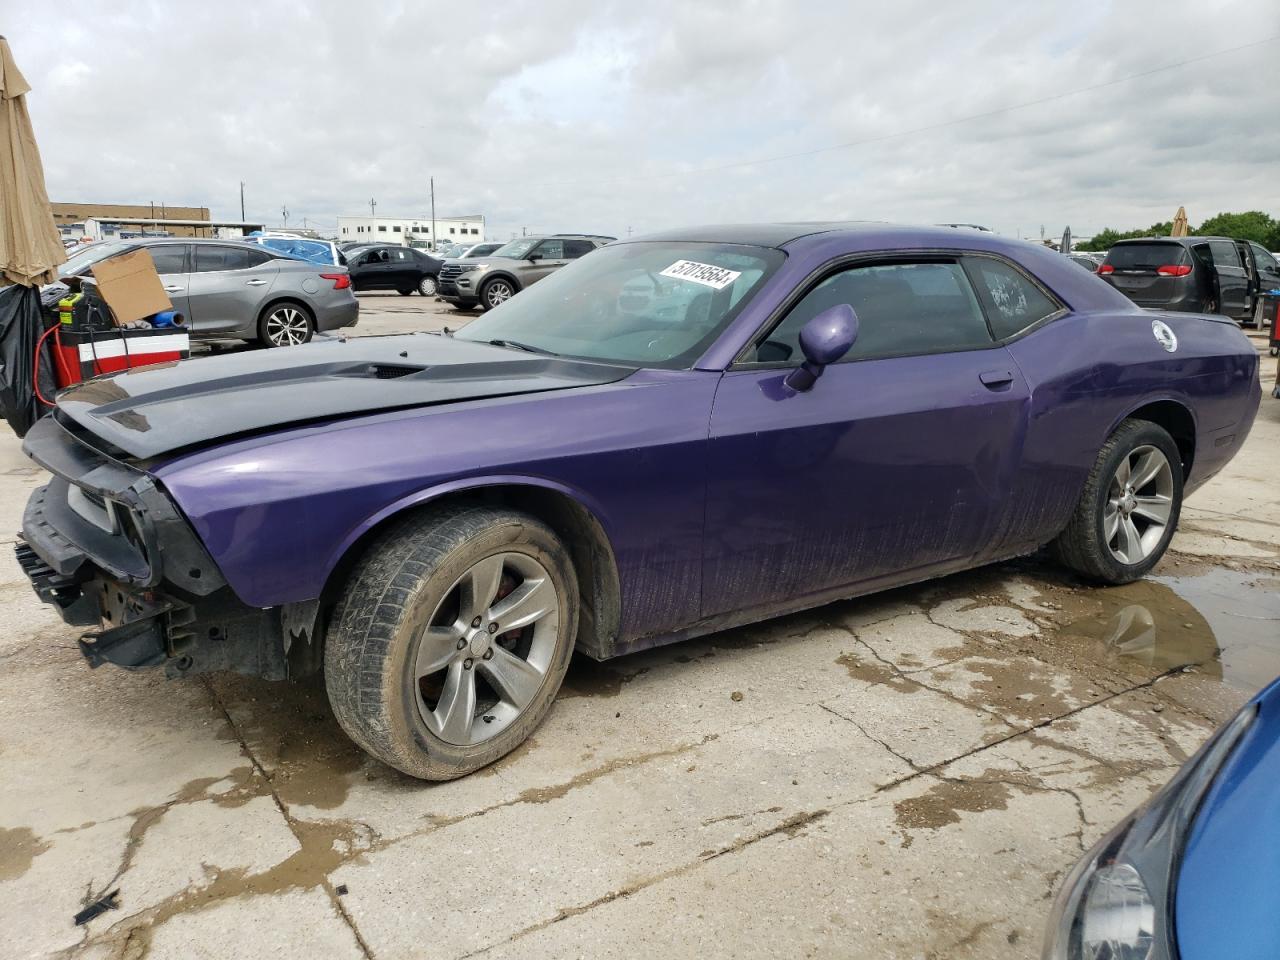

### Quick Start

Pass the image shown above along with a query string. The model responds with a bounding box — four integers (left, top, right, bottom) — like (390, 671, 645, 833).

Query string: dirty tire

(325, 506, 578, 780)
(1051, 419, 1183, 585)
(397, 288, 413, 296)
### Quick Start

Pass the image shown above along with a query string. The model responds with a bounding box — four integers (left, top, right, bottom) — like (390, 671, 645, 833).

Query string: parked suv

(437, 234, 614, 310)
(1099, 236, 1280, 325)
(52, 238, 358, 347)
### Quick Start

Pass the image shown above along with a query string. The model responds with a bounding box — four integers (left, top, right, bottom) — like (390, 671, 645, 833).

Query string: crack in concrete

(457, 809, 831, 959)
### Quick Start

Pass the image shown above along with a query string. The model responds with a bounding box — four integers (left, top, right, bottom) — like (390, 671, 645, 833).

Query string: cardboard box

(89, 249, 172, 326)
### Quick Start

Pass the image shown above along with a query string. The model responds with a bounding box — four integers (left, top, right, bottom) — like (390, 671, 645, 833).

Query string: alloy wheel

(1104, 444, 1174, 565)
(485, 280, 514, 307)
(419, 275, 437, 296)
(264, 306, 311, 346)
(413, 552, 560, 746)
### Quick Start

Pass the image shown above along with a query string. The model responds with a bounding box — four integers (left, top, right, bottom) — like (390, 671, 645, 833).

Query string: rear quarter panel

(995, 309, 1258, 554)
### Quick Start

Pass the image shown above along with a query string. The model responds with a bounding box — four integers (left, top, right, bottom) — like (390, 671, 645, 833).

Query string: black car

(345, 245, 443, 296)
(1100, 236, 1280, 325)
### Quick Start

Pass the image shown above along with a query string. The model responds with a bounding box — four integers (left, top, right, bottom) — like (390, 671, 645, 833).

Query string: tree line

(1076, 211, 1280, 253)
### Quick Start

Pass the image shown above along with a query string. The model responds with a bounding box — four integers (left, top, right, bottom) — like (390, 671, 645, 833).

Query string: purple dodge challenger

(17, 223, 1260, 779)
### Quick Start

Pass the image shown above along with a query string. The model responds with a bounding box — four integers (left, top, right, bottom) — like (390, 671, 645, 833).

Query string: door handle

(162, 285, 183, 293)
(245, 278, 268, 286)
(979, 370, 1014, 389)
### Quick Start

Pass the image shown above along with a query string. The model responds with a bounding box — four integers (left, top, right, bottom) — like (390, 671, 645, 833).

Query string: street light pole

(239, 181, 245, 221)
(430, 177, 436, 252)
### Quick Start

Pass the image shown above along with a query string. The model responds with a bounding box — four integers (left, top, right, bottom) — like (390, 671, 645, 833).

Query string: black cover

(0, 284, 56, 437)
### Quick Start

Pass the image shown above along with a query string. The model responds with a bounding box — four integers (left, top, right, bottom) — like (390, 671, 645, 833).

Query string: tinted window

(1208, 240, 1241, 268)
(1251, 243, 1279, 273)
(390, 248, 411, 261)
(193, 245, 264, 272)
(563, 239, 595, 258)
(965, 257, 1061, 339)
(534, 239, 564, 259)
(753, 261, 991, 364)
(1105, 243, 1189, 270)
(147, 245, 187, 275)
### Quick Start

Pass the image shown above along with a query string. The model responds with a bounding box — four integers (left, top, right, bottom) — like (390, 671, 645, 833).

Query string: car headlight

(457, 263, 487, 274)
(1043, 704, 1255, 960)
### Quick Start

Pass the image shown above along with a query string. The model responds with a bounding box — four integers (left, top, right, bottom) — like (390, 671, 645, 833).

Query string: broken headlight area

(1042, 704, 1255, 960)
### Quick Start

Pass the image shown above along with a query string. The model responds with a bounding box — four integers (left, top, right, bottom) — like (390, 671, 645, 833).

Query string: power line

(524, 35, 1280, 190)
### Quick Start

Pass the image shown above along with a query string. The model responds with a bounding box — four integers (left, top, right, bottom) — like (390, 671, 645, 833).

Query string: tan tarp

(1172, 206, 1189, 238)
(0, 36, 65, 287)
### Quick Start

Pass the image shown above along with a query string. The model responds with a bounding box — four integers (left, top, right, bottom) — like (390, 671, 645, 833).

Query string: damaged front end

(16, 412, 320, 680)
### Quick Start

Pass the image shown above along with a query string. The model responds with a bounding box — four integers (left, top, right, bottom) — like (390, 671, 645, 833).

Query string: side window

(562, 239, 595, 258)
(391, 249, 410, 261)
(1208, 240, 1240, 268)
(193, 245, 255, 272)
(752, 261, 991, 364)
(147, 245, 187, 275)
(964, 257, 1062, 339)
(534, 239, 564, 259)
(1251, 244, 1279, 273)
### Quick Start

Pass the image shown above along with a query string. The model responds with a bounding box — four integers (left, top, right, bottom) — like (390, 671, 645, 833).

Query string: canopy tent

(0, 35, 61, 436)
(0, 35, 64, 287)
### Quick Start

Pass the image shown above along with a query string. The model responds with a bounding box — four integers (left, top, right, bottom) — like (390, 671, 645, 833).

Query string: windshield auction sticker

(659, 260, 742, 290)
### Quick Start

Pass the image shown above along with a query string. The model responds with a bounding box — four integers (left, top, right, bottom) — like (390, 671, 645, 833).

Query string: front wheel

(479, 277, 515, 311)
(258, 302, 315, 347)
(1051, 420, 1183, 584)
(325, 506, 578, 780)
(418, 274, 438, 297)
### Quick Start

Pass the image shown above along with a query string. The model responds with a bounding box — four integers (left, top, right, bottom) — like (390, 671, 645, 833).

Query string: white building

(337, 214, 485, 249)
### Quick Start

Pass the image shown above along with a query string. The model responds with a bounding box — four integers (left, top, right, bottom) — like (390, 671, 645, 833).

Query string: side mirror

(784, 304, 858, 392)
(528, 252, 543, 262)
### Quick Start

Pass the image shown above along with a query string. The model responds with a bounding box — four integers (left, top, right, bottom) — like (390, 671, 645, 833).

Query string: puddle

(1053, 568, 1280, 693)
(0, 826, 50, 881)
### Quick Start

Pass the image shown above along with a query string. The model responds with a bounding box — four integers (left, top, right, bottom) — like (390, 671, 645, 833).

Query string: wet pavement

(0, 333, 1276, 959)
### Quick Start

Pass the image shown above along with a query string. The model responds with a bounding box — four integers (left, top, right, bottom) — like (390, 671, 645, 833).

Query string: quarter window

(562, 239, 595, 258)
(964, 257, 1061, 339)
(1206, 240, 1241, 268)
(751, 260, 992, 364)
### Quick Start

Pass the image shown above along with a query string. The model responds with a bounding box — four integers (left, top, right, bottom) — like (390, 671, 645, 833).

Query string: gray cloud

(6, 0, 1278, 242)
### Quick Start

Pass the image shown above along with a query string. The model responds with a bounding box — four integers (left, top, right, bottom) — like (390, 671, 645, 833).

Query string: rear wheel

(258, 302, 314, 347)
(418, 275, 438, 297)
(397, 288, 413, 296)
(1052, 420, 1183, 584)
(325, 506, 578, 780)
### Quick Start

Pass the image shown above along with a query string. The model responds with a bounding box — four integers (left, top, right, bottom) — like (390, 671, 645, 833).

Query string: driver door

(701, 257, 1030, 619)
(524, 239, 567, 284)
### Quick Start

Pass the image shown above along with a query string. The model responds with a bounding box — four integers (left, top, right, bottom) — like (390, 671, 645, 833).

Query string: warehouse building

(53, 201, 213, 238)
(337, 214, 485, 248)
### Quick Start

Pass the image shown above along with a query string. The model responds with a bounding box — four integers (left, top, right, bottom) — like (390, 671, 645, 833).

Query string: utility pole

(239, 181, 245, 221)
(521, 226, 527, 237)
(430, 176, 436, 252)
(370, 198, 377, 218)
(281, 205, 289, 227)
(626, 226, 633, 237)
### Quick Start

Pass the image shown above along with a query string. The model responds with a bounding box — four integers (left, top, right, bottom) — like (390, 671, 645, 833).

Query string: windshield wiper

(486, 339, 559, 357)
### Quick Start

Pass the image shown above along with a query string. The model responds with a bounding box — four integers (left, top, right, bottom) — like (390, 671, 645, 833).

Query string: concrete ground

(2, 297, 1278, 959)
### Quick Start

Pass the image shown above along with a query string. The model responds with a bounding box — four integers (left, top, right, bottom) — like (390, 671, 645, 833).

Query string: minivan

(1100, 236, 1280, 325)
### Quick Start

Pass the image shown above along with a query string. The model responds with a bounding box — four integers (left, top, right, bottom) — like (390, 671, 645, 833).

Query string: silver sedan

(56, 237, 359, 347)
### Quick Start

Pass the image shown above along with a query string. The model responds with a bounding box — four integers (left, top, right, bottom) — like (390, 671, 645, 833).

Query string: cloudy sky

(6, 0, 1278, 242)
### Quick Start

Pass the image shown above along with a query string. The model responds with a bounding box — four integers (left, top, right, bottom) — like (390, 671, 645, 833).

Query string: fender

(318, 472, 620, 594)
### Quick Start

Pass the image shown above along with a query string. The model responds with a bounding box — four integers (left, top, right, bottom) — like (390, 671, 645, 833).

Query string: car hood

(1174, 676, 1280, 959)
(55, 334, 634, 460)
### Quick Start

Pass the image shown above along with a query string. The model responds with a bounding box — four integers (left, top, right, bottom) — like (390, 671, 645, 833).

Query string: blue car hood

(1175, 677, 1280, 959)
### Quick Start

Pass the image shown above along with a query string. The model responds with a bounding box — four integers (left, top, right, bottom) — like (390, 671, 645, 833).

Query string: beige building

(52, 201, 213, 238)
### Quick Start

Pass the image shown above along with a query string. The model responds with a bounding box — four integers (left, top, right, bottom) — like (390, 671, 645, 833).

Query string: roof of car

(629, 221, 1038, 249)
(1111, 235, 1235, 247)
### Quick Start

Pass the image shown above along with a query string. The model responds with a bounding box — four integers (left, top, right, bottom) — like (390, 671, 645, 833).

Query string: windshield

(491, 238, 539, 259)
(1105, 242, 1189, 271)
(457, 241, 783, 368)
(58, 240, 134, 278)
